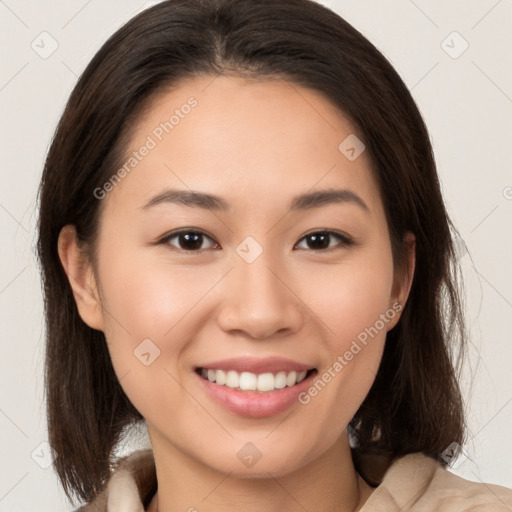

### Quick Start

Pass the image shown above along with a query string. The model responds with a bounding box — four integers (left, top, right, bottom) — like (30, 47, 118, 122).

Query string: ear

(386, 231, 416, 331)
(57, 224, 104, 331)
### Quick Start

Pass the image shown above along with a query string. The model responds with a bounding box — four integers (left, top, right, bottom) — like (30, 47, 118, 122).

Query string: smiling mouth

(195, 367, 318, 393)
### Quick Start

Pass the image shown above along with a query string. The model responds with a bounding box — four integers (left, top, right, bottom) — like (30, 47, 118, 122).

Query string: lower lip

(195, 370, 317, 418)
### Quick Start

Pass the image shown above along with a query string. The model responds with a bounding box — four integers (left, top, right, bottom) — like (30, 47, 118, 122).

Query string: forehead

(104, 75, 382, 216)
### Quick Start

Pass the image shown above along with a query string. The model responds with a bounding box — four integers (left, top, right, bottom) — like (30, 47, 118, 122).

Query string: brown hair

(36, 0, 467, 505)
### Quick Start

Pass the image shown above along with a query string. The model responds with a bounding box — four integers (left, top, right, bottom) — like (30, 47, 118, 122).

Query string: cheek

(94, 240, 227, 413)
(311, 253, 395, 349)
(95, 249, 208, 420)
(97, 240, 217, 341)
(297, 249, 394, 415)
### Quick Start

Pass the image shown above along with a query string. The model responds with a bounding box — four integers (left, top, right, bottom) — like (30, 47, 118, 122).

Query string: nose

(216, 249, 304, 340)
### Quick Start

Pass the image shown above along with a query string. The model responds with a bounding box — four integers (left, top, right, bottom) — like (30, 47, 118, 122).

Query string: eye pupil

(180, 232, 202, 250)
(307, 232, 330, 250)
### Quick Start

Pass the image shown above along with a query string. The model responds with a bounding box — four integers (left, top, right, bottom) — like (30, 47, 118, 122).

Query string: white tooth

(225, 370, 240, 389)
(286, 371, 297, 387)
(296, 370, 307, 383)
(205, 368, 307, 391)
(239, 372, 257, 391)
(274, 371, 287, 389)
(257, 372, 275, 392)
(215, 369, 226, 385)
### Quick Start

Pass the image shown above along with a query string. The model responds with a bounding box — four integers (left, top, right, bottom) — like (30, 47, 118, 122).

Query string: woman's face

(61, 75, 414, 477)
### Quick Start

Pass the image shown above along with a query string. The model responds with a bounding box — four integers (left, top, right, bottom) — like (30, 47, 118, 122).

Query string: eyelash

(156, 229, 354, 253)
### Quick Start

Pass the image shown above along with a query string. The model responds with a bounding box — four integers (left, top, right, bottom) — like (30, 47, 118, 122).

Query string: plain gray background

(1, 0, 511, 510)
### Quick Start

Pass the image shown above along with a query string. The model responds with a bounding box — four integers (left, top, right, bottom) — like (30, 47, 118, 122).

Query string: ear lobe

(387, 232, 416, 331)
(57, 224, 104, 331)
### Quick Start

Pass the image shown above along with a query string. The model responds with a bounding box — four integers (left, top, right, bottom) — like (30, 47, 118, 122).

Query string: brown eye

(161, 230, 219, 252)
(295, 231, 353, 251)
(158, 229, 352, 253)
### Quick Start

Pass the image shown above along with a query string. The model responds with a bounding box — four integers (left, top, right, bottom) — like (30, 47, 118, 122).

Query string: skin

(58, 75, 415, 512)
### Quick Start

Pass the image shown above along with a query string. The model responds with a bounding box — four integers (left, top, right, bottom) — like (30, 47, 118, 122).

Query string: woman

(36, 0, 512, 510)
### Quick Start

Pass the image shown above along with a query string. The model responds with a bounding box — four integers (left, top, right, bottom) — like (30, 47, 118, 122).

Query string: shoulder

(362, 452, 512, 511)
(72, 448, 156, 512)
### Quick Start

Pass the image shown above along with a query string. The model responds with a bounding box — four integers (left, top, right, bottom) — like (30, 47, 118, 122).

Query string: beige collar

(77, 449, 512, 511)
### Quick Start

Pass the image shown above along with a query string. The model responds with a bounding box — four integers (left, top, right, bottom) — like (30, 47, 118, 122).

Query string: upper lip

(196, 356, 316, 375)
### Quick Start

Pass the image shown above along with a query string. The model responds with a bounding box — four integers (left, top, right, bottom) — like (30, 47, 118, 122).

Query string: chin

(198, 443, 313, 480)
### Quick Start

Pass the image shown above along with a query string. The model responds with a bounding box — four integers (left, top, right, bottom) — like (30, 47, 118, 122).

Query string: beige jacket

(76, 449, 512, 511)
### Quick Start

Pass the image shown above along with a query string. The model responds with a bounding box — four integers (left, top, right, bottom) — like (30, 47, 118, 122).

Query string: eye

(157, 229, 353, 253)
(159, 230, 219, 252)
(294, 230, 353, 251)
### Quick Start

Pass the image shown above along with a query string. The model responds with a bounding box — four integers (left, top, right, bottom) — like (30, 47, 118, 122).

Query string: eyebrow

(140, 187, 370, 214)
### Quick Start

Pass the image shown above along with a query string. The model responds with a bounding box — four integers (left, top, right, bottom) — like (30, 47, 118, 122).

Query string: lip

(195, 356, 315, 375)
(194, 361, 318, 419)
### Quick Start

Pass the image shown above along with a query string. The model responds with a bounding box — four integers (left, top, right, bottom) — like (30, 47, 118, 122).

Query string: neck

(146, 430, 373, 512)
